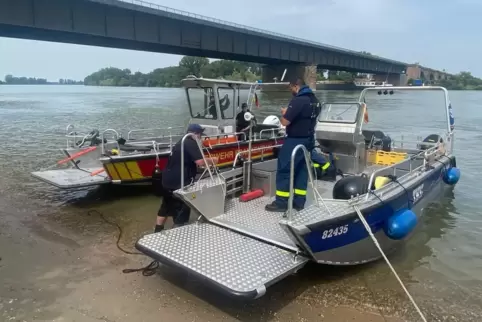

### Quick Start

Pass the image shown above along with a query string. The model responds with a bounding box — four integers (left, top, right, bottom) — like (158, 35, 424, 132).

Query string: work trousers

(311, 150, 331, 178)
(274, 136, 314, 209)
(157, 189, 191, 225)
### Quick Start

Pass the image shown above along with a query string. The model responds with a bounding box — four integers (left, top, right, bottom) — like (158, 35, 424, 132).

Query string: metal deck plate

(175, 176, 224, 195)
(31, 168, 109, 189)
(136, 223, 308, 299)
(211, 196, 298, 250)
(289, 201, 354, 227)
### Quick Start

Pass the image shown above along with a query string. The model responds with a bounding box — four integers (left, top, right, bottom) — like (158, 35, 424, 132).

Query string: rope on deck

(352, 204, 427, 322)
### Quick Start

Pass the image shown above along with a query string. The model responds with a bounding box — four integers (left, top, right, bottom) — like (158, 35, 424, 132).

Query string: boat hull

(101, 138, 283, 185)
(292, 158, 451, 265)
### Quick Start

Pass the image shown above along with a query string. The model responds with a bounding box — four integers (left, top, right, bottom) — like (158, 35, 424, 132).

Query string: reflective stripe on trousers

(274, 136, 314, 208)
(313, 162, 330, 170)
(275, 189, 307, 197)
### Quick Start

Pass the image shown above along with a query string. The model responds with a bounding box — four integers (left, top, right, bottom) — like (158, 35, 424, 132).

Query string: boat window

(187, 87, 218, 120)
(318, 103, 359, 124)
(217, 87, 235, 119)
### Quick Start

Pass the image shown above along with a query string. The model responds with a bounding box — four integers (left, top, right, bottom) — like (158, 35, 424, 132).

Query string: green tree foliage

(4, 74, 48, 84)
(1, 75, 82, 85)
(83, 56, 262, 87)
(179, 56, 209, 76)
(436, 72, 482, 90)
(327, 71, 356, 82)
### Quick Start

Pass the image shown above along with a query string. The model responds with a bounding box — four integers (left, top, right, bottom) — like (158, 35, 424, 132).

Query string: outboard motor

(263, 115, 285, 134)
(263, 115, 282, 127)
(362, 130, 392, 152)
(253, 115, 284, 137)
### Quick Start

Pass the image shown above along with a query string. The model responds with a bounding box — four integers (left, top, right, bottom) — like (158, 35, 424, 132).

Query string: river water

(0, 85, 481, 321)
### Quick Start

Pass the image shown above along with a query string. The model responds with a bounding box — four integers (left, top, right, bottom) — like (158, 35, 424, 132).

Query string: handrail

(232, 144, 282, 169)
(180, 133, 214, 190)
(258, 128, 280, 139)
(287, 145, 318, 220)
(65, 124, 90, 149)
(286, 145, 335, 221)
(101, 129, 119, 155)
(113, 0, 405, 65)
(365, 145, 440, 201)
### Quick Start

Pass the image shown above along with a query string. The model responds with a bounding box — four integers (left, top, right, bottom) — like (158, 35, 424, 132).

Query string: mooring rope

(352, 204, 427, 322)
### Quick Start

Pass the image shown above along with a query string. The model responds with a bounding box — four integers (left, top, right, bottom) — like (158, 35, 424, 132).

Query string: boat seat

(118, 145, 152, 152)
(362, 130, 386, 144)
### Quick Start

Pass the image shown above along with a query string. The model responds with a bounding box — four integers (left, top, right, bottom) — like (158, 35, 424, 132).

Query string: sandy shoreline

(1, 191, 412, 322)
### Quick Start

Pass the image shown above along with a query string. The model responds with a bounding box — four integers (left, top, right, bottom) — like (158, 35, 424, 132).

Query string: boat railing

(365, 144, 442, 201)
(100, 129, 120, 155)
(232, 144, 282, 169)
(286, 144, 334, 221)
(256, 128, 280, 140)
(126, 126, 185, 141)
(65, 124, 93, 149)
(388, 134, 447, 150)
(180, 133, 215, 191)
(358, 86, 454, 154)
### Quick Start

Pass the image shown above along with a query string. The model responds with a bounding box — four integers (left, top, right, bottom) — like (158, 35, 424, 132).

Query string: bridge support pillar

(261, 64, 317, 92)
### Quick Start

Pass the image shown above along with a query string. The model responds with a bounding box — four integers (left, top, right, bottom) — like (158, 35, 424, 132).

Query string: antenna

(281, 68, 287, 82)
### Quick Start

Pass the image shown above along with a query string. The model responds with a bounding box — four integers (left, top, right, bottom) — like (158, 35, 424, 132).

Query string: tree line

(3, 54, 481, 90)
(408, 71, 482, 90)
(1, 74, 83, 85)
(83, 56, 262, 87)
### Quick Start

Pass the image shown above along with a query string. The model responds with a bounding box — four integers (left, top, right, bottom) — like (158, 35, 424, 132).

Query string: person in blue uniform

(154, 124, 218, 232)
(265, 78, 322, 212)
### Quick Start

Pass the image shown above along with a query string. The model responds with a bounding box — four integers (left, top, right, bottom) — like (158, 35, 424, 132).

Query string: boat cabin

(182, 76, 281, 137)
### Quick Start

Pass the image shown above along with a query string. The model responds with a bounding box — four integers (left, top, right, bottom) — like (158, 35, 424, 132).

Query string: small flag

(253, 93, 260, 108)
(362, 103, 369, 123)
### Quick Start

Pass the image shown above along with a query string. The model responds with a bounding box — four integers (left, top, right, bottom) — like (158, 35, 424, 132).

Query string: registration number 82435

(321, 225, 349, 239)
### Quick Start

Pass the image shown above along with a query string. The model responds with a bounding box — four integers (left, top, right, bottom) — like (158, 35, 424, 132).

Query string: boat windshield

(186, 87, 235, 120)
(318, 103, 359, 124)
(187, 87, 217, 119)
(217, 87, 235, 119)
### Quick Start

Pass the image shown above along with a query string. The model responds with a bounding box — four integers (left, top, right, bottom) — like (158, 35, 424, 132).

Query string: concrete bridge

(0, 0, 409, 88)
(406, 64, 451, 84)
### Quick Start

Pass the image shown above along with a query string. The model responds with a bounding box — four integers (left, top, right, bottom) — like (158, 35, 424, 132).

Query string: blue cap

(187, 123, 205, 134)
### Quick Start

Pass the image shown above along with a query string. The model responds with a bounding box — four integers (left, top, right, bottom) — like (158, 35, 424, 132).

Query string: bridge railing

(115, 0, 404, 65)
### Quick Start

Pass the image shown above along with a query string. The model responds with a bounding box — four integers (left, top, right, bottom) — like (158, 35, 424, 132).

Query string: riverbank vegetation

(1, 75, 83, 85)
(4, 54, 481, 90)
(83, 56, 262, 87)
(418, 72, 482, 90)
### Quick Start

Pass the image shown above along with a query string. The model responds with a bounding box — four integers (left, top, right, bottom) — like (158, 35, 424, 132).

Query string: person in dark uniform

(154, 124, 218, 232)
(236, 103, 252, 140)
(265, 78, 321, 212)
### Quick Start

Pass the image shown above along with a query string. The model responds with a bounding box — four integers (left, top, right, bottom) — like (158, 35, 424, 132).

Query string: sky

(0, 0, 480, 81)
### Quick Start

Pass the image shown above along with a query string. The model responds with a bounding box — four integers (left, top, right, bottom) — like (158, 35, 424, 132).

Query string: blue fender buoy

(443, 167, 461, 185)
(384, 209, 418, 240)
